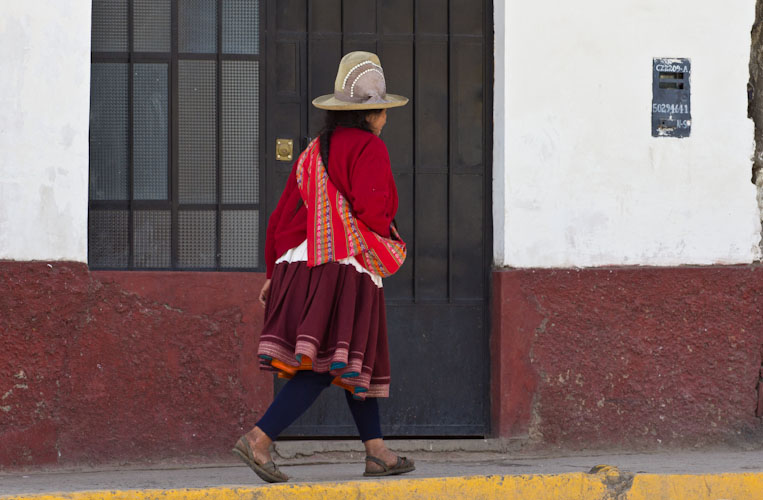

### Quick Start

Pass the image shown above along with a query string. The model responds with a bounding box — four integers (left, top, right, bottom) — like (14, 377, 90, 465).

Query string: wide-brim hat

(312, 51, 409, 110)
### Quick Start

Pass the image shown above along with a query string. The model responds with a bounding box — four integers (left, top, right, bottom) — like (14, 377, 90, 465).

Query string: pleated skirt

(257, 257, 391, 399)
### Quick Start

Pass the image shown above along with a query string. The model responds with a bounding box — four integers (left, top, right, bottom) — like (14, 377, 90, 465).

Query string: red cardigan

(264, 126, 398, 278)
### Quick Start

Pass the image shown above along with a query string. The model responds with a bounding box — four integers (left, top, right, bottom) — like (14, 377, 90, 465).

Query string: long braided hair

(291, 109, 381, 216)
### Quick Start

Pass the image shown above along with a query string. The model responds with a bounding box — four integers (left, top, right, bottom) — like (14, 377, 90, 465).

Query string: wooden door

(264, 0, 492, 436)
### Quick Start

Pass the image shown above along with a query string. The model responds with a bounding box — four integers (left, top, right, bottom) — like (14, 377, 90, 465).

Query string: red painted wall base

(492, 266, 763, 448)
(0, 262, 271, 467)
(4, 261, 763, 466)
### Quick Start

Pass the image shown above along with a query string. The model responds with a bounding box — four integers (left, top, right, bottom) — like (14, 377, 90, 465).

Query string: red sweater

(264, 127, 399, 278)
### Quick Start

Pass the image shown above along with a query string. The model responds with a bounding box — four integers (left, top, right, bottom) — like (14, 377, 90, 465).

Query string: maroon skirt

(257, 260, 391, 398)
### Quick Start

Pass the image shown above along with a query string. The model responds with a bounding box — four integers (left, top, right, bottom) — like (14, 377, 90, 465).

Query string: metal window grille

(89, 0, 263, 270)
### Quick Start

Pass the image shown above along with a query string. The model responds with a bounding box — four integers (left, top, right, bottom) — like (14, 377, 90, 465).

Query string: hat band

(333, 88, 389, 105)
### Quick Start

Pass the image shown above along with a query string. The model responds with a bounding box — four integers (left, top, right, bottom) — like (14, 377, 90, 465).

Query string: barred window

(89, 0, 262, 270)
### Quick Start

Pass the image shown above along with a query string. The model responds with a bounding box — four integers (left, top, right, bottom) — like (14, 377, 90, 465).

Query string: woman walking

(232, 51, 414, 483)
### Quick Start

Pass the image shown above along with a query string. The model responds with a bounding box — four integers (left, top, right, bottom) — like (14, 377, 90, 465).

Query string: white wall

(494, 0, 761, 267)
(0, 2, 91, 262)
(493, 0, 508, 266)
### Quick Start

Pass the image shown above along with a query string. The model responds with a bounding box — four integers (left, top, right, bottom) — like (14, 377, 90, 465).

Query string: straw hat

(312, 51, 409, 110)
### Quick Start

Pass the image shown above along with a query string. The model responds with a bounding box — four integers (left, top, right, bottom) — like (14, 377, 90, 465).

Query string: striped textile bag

(295, 138, 406, 277)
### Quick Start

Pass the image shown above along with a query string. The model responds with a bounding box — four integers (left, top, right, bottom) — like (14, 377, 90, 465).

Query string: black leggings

(256, 370, 383, 442)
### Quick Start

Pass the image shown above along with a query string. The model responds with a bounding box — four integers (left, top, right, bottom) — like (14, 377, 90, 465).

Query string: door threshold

(274, 437, 529, 459)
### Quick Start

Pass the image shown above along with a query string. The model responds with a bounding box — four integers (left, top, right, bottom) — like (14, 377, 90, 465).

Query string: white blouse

(276, 240, 383, 288)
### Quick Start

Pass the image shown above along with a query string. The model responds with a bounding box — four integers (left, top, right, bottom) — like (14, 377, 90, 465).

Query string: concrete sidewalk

(2, 442, 763, 499)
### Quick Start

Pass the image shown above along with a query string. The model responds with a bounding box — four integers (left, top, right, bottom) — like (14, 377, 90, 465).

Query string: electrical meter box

(652, 58, 691, 138)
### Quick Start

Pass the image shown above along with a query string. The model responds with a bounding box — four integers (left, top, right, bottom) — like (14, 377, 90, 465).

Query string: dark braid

(290, 109, 380, 217)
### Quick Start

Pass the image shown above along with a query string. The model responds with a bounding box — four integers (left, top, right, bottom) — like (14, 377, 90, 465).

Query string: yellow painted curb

(0, 474, 607, 500)
(2, 472, 763, 500)
(627, 473, 763, 500)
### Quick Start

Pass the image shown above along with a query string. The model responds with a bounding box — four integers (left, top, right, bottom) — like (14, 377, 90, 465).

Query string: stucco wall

(0, 263, 271, 467)
(494, 0, 761, 267)
(491, 267, 763, 446)
(0, 2, 91, 262)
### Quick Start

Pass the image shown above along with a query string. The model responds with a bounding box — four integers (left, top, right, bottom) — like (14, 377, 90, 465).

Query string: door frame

(261, 0, 495, 437)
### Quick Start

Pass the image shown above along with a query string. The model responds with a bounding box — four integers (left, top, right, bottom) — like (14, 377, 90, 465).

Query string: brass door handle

(276, 139, 293, 161)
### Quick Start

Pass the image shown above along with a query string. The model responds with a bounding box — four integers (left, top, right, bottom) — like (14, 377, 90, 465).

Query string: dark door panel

(279, 303, 487, 436)
(265, 0, 492, 437)
(384, 171, 415, 301)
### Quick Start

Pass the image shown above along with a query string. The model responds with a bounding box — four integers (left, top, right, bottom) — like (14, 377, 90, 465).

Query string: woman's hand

(259, 279, 272, 308)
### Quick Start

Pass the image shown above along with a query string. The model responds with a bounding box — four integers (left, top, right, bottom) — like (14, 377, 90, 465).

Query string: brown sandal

(231, 436, 289, 483)
(363, 455, 416, 477)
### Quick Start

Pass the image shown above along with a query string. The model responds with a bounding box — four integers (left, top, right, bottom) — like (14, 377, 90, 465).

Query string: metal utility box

(652, 58, 691, 138)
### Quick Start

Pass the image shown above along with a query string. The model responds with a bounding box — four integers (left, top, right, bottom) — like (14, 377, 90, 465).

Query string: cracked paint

(493, 268, 763, 447)
(0, 261, 272, 467)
